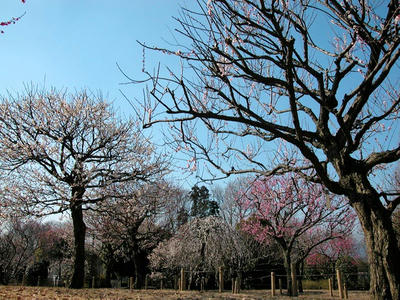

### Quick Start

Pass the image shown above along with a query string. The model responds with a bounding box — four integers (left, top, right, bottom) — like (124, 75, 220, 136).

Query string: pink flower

(395, 14, 400, 24)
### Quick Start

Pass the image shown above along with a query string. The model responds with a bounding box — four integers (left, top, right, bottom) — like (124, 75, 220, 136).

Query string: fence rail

(10, 266, 369, 299)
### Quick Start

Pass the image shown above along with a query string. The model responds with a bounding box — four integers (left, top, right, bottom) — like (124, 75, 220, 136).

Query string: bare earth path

(0, 286, 370, 300)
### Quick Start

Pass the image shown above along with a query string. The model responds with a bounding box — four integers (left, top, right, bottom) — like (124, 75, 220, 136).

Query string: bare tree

(212, 178, 252, 226)
(131, 1, 400, 298)
(0, 89, 167, 288)
(0, 217, 43, 284)
(87, 180, 174, 288)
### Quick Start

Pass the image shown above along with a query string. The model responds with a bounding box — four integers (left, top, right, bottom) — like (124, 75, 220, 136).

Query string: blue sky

(0, 0, 187, 112)
(0, 0, 203, 187)
(1, 1, 398, 193)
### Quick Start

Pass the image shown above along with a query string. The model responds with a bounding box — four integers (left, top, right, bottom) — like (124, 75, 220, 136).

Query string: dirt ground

(0, 286, 371, 300)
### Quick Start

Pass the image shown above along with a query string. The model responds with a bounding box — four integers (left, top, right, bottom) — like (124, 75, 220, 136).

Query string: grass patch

(301, 279, 329, 290)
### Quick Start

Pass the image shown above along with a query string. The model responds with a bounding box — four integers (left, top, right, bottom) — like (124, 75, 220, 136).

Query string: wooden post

(180, 268, 185, 291)
(219, 266, 224, 293)
(145, 274, 148, 290)
(291, 263, 298, 296)
(160, 279, 163, 290)
(232, 277, 235, 293)
(37, 276, 41, 287)
(279, 278, 283, 295)
(336, 269, 344, 299)
(92, 276, 95, 288)
(271, 272, 276, 296)
(129, 277, 134, 290)
(328, 278, 333, 297)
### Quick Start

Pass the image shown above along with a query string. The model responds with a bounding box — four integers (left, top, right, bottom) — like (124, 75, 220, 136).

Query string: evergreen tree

(190, 185, 219, 218)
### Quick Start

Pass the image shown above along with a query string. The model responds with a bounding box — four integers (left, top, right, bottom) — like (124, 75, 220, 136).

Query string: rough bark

(69, 195, 86, 289)
(282, 252, 293, 296)
(351, 196, 400, 300)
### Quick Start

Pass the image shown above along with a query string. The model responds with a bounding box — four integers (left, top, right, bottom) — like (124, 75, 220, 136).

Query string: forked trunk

(69, 198, 86, 289)
(351, 196, 400, 300)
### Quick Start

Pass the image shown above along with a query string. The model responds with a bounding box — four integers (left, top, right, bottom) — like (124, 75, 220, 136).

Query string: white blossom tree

(0, 89, 167, 288)
(149, 215, 259, 289)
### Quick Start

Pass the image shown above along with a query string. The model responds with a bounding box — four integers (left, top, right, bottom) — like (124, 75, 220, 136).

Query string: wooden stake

(291, 264, 298, 296)
(336, 269, 344, 299)
(180, 268, 185, 291)
(328, 278, 333, 297)
(271, 272, 276, 296)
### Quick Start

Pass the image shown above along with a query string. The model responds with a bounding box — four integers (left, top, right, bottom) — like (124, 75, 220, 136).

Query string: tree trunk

(351, 196, 400, 300)
(104, 264, 112, 288)
(102, 244, 114, 288)
(282, 252, 293, 296)
(133, 250, 147, 289)
(297, 263, 303, 293)
(69, 198, 86, 289)
(133, 259, 142, 289)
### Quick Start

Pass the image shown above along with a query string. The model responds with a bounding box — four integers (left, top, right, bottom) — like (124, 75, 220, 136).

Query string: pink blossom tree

(0, 89, 167, 288)
(306, 235, 359, 267)
(306, 234, 368, 289)
(132, 1, 400, 298)
(238, 173, 355, 295)
(305, 235, 360, 275)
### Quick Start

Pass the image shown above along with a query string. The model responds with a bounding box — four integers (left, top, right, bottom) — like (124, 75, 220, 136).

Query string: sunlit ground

(0, 286, 371, 299)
